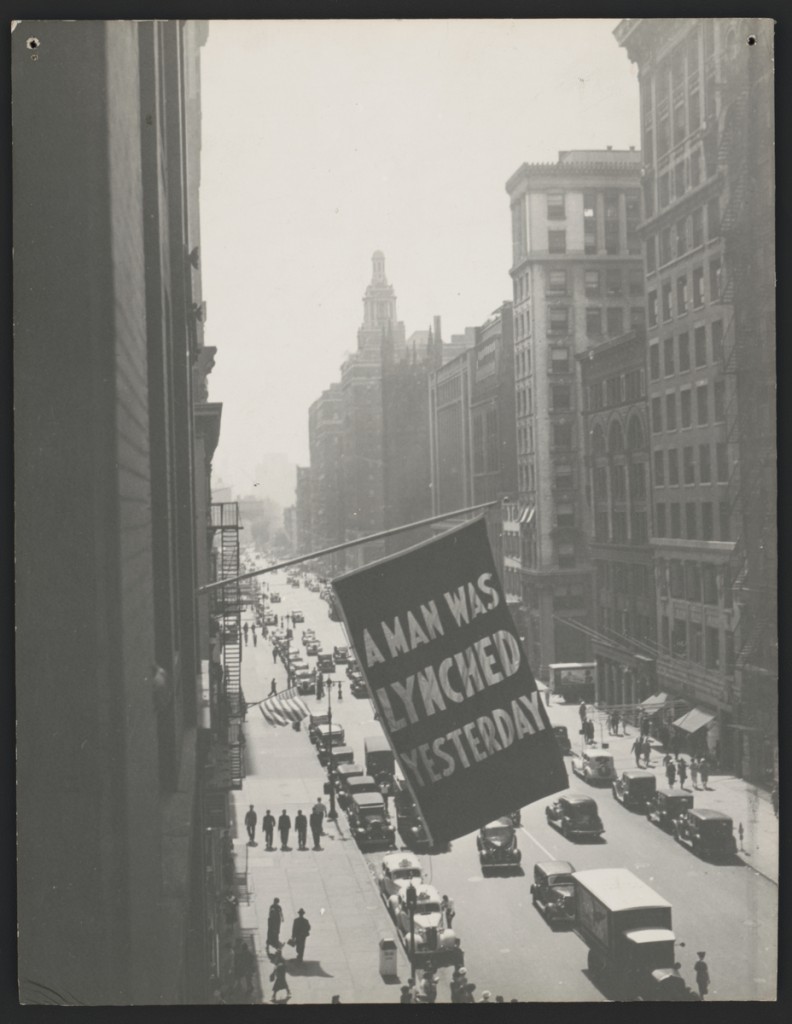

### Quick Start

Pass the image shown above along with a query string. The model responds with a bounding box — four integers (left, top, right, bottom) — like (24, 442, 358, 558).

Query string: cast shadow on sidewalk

(285, 959, 334, 978)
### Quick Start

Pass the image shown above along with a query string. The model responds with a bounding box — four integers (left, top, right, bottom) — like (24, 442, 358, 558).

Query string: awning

(672, 707, 715, 734)
(640, 692, 671, 715)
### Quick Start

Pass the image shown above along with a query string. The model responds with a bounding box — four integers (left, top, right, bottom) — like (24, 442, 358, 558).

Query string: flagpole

(198, 498, 504, 594)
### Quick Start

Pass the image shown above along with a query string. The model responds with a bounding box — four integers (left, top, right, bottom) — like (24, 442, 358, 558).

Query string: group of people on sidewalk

(223, 900, 313, 1003)
(244, 799, 328, 851)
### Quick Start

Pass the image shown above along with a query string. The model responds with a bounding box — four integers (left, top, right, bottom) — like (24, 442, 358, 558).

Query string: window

(646, 235, 657, 273)
(630, 307, 645, 330)
(630, 462, 647, 501)
(551, 384, 571, 410)
(547, 192, 565, 219)
(604, 194, 620, 254)
(593, 465, 607, 500)
(648, 290, 658, 327)
(659, 172, 670, 208)
(674, 100, 687, 146)
(694, 325, 707, 366)
(676, 218, 688, 258)
(668, 448, 679, 485)
(583, 192, 597, 254)
(612, 509, 627, 542)
(683, 445, 695, 484)
(628, 268, 644, 297)
(663, 337, 675, 376)
(696, 384, 709, 425)
(586, 307, 602, 337)
(548, 230, 566, 254)
(649, 344, 660, 381)
(707, 197, 720, 239)
(692, 266, 705, 307)
(686, 502, 698, 539)
(556, 502, 575, 527)
(680, 388, 692, 428)
(656, 502, 667, 536)
(701, 501, 714, 539)
(555, 465, 573, 491)
(548, 306, 569, 335)
(709, 257, 722, 301)
(719, 501, 731, 541)
(716, 442, 728, 482)
(690, 147, 702, 187)
(692, 208, 704, 247)
(547, 269, 568, 294)
(662, 616, 670, 653)
(666, 392, 678, 430)
(612, 463, 626, 501)
(677, 276, 688, 315)
(670, 502, 682, 538)
(670, 560, 685, 598)
(672, 618, 687, 657)
(654, 449, 665, 485)
(607, 307, 624, 337)
(699, 443, 711, 482)
(662, 281, 673, 321)
(714, 379, 725, 421)
(606, 268, 623, 297)
(702, 564, 718, 604)
(686, 561, 702, 601)
(711, 320, 724, 363)
(689, 621, 703, 662)
(552, 422, 572, 448)
(558, 543, 575, 568)
(585, 270, 601, 297)
(678, 331, 690, 371)
(651, 396, 662, 433)
(626, 194, 641, 254)
(705, 625, 720, 669)
(674, 160, 687, 199)
(660, 227, 672, 265)
(550, 348, 570, 373)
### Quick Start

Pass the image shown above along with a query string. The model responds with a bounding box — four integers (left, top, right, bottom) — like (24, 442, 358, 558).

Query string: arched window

(592, 424, 606, 457)
(608, 419, 625, 454)
(627, 415, 645, 452)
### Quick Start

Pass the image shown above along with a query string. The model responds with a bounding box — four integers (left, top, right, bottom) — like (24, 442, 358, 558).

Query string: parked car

(553, 724, 572, 756)
(477, 817, 521, 873)
(571, 749, 617, 786)
(390, 883, 462, 966)
(312, 722, 345, 751)
(294, 670, 315, 695)
(291, 609, 304, 623)
(647, 789, 695, 832)
(333, 763, 364, 797)
(263, 612, 277, 626)
(393, 779, 431, 851)
(305, 639, 320, 656)
(530, 860, 576, 926)
(270, 592, 281, 603)
(378, 852, 424, 900)
(545, 794, 605, 840)
(308, 712, 330, 743)
(673, 809, 737, 860)
(350, 677, 368, 699)
(612, 770, 657, 811)
(338, 773, 380, 810)
(301, 629, 316, 643)
(333, 645, 349, 664)
(324, 745, 356, 770)
(346, 791, 396, 850)
(317, 653, 335, 674)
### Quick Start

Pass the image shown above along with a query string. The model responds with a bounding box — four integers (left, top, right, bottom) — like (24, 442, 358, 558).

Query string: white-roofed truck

(573, 869, 694, 1000)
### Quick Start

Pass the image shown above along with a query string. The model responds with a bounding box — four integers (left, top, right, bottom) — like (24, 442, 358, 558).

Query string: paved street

(231, 567, 777, 1002)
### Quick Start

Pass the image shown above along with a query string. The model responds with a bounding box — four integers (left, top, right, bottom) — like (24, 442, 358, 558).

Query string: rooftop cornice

(506, 160, 641, 194)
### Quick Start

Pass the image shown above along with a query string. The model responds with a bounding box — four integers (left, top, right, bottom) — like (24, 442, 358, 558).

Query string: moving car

(553, 724, 572, 756)
(301, 629, 316, 643)
(612, 770, 657, 811)
(263, 612, 277, 626)
(305, 639, 320, 656)
(379, 853, 424, 900)
(393, 780, 431, 851)
(364, 734, 395, 791)
(673, 808, 737, 860)
(647, 789, 694, 832)
(530, 860, 576, 926)
(571, 749, 617, 786)
(477, 817, 521, 873)
(390, 883, 462, 967)
(346, 791, 396, 850)
(317, 653, 335, 674)
(333, 645, 349, 664)
(294, 670, 315, 695)
(350, 676, 368, 699)
(545, 794, 605, 840)
(270, 592, 281, 603)
(291, 609, 304, 623)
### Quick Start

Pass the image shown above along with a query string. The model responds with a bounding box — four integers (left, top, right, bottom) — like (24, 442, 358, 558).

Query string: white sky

(200, 18, 640, 497)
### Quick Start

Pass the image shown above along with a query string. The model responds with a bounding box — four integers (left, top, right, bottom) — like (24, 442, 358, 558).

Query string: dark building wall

(14, 21, 207, 1004)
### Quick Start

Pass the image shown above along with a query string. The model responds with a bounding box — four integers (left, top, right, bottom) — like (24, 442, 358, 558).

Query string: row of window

(515, 345, 532, 379)
(593, 506, 649, 544)
(646, 200, 720, 272)
(653, 442, 729, 487)
(593, 461, 648, 503)
(546, 266, 644, 298)
(595, 559, 653, 599)
(661, 616, 731, 672)
(648, 258, 722, 326)
(654, 499, 731, 542)
(650, 321, 723, 379)
(650, 380, 726, 432)
(587, 368, 647, 412)
(599, 607, 654, 644)
(658, 558, 728, 608)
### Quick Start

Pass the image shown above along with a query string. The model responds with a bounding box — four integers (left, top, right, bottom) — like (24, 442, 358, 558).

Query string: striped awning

(259, 686, 311, 727)
(672, 707, 715, 734)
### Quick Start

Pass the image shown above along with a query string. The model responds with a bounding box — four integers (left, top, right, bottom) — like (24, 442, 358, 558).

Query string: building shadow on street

(285, 959, 333, 978)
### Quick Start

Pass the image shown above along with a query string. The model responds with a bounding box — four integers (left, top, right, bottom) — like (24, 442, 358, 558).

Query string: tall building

(614, 18, 774, 770)
(308, 383, 345, 573)
(14, 21, 225, 1003)
(295, 465, 313, 554)
(505, 149, 643, 677)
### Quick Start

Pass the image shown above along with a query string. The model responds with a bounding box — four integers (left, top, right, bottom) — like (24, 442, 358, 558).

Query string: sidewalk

(226, 623, 409, 1004)
(552, 699, 778, 886)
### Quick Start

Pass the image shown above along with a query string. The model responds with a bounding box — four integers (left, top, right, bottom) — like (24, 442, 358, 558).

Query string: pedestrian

(631, 737, 643, 768)
(441, 894, 455, 928)
(312, 796, 328, 835)
(316, 679, 324, 701)
(244, 804, 257, 845)
(450, 967, 467, 1003)
(495, 996, 505, 1003)
(243, 622, 249, 645)
(771, 783, 778, 817)
(272, 647, 278, 664)
(579, 700, 587, 724)
(585, 719, 595, 745)
(612, 710, 621, 736)
(252, 625, 257, 647)
(694, 952, 710, 999)
(338, 683, 343, 701)
(399, 985, 413, 1004)
(295, 810, 308, 850)
(700, 759, 710, 790)
(233, 938, 255, 996)
(270, 677, 278, 696)
(278, 809, 291, 850)
(677, 757, 688, 789)
(269, 954, 290, 1003)
(422, 971, 438, 1004)
(290, 908, 311, 962)
(643, 736, 653, 766)
(462, 983, 477, 1003)
(309, 809, 322, 850)
(690, 757, 699, 789)
(266, 897, 284, 954)
(665, 759, 676, 788)
(663, 751, 672, 769)
(262, 809, 275, 850)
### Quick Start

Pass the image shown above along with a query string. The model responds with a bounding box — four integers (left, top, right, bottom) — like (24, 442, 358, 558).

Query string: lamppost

(405, 881, 417, 972)
(326, 678, 338, 821)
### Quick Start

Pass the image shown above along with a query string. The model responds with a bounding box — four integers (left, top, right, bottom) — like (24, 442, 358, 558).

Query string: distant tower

(359, 250, 399, 348)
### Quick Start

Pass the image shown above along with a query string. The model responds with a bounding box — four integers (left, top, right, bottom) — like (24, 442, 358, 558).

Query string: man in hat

(450, 966, 467, 1003)
(244, 805, 257, 845)
(694, 952, 710, 999)
(291, 908, 311, 962)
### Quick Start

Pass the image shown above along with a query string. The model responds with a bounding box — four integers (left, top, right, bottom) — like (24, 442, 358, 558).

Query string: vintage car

(393, 780, 432, 851)
(350, 676, 368, 699)
(270, 591, 281, 603)
(305, 639, 320, 656)
(379, 852, 424, 900)
(530, 860, 576, 925)
(647, 789, 694, 832)
(317, 653, 336, 674)
(312, 721, 345, 751)
(301, 629, 316, 643)
(545, 794, 605, 840)
(477, 817, 521, 872)
(291, 609, 305, 622)
(338, 773, 380, 810)
(333, 763, 364, 795)
(333, 645, 349, 664)
(612, 770, 657, 811)
(673, 808, 738, 860)
(263, 612, 277, 626)
(294, 670, 315, 695)
(553, 724, 572, 756)
(571, 749, 618, 786)
(321, 743, 355, 770)
(308, 712, 331, 743)
(390, 882, 462, 966)
(346, 791, 396, 850)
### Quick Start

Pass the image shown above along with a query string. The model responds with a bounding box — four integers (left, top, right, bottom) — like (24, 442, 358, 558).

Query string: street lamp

(405, 881, 417, 972)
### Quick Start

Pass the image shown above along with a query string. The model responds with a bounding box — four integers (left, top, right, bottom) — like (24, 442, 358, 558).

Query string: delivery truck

(364, 734, 395, 790)
(573, 869, 681, 998)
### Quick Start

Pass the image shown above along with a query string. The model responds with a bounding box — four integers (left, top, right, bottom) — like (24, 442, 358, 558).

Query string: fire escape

(209, 502, 245, 789)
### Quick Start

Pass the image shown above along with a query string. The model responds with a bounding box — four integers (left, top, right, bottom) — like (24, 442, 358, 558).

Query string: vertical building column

(596, 192, 606, 253)
(618, 191, 629, 253)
